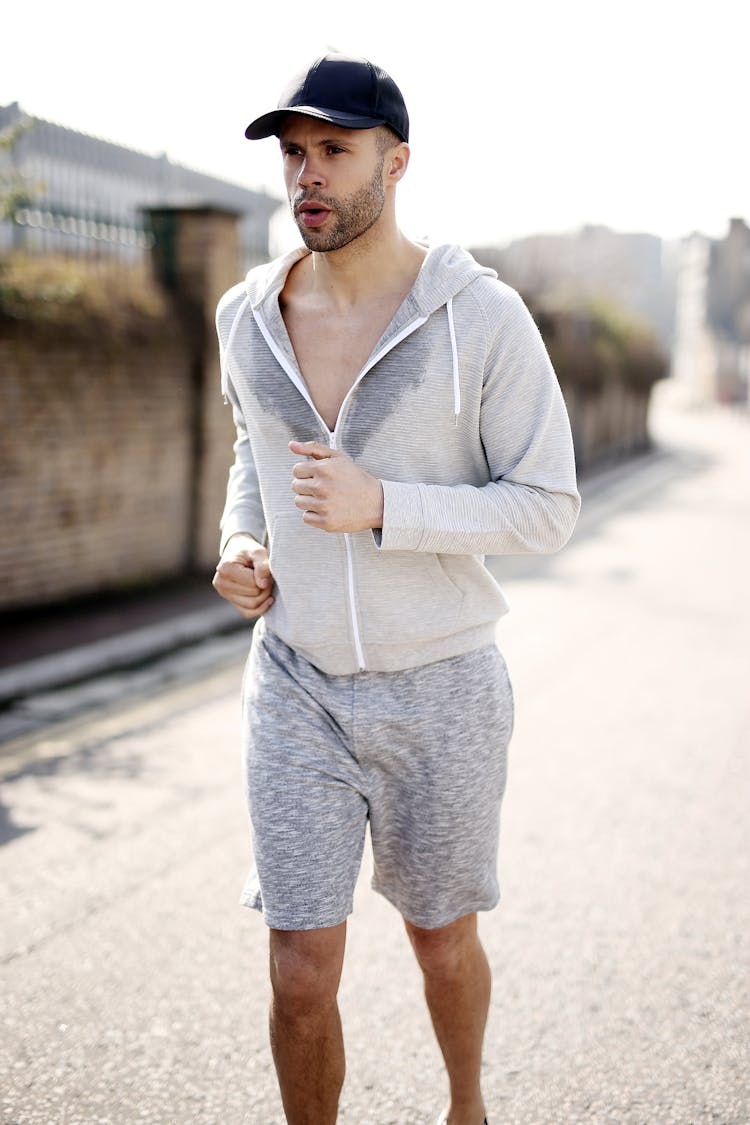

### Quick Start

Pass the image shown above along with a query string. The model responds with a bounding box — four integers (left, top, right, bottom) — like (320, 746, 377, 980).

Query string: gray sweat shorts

(239, 623, 514, 931)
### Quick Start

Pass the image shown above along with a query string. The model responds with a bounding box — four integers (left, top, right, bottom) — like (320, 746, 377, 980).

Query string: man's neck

(298, 223, 426, 309)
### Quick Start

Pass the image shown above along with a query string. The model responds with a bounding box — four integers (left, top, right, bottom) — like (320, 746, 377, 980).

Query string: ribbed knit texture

(216, 244, 580, 674)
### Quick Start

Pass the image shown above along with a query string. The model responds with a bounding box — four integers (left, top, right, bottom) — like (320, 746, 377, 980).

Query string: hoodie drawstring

(220, 294, 252, 403)
(447, 296, 461, 422)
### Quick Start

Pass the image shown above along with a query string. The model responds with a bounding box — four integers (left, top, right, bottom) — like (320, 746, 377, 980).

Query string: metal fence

(6, 206, 154, 262)
(1, 102, 279, 272)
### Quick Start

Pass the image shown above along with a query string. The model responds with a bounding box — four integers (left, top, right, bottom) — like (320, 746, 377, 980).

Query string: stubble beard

(293, 157, 386, 253)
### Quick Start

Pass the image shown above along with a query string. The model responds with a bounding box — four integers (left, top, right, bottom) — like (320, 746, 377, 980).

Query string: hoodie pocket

(356, 546, 465, 645)
(264, 514, 350, 649)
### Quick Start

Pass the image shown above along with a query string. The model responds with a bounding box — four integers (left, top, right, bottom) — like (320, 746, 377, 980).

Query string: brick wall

(153, 208, 243, 570)
(0, 329, 194, 608)
(560, 380, 653, 470)
(0, 207, 241, 611)
(0, 209, 666, 612)
(529, 298, 667, 472)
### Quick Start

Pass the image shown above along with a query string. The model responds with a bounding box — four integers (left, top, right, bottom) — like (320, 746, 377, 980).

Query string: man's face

(279, 117, 387, 252)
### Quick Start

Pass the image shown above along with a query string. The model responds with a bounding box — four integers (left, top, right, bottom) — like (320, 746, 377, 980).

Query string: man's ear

(386, 143, 410, 185)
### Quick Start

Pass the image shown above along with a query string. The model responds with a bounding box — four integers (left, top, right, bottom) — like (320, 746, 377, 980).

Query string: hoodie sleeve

(377, 286, 581, 556)
(216, 293, 267, 555)
(218, 393, 267, 554)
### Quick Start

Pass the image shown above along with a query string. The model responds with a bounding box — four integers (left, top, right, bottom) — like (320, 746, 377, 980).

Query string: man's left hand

(289, 440, 384, 533)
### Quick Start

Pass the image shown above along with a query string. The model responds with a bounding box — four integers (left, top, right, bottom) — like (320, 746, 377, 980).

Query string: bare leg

(269, 922, 347, 1125)
(405, 912, 489, 1125)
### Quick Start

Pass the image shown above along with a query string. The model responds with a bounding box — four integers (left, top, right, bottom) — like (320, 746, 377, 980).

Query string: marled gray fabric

(216, 243, 580, 675)
(240, 624, 514, 931)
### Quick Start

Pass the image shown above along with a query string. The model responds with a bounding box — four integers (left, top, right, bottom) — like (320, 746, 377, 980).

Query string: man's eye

(327, 146, 345, 154)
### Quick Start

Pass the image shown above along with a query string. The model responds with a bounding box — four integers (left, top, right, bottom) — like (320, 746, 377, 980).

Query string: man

(212, 53, 580, 1125)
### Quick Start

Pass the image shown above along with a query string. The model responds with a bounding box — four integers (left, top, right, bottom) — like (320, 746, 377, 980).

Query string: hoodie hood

(220, 244, 497, 411)
(247, 242, 495, 315)
(407, 243, 498, 317)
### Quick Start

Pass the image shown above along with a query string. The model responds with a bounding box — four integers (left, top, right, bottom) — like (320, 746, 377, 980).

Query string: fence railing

(4, 206, 154, 262)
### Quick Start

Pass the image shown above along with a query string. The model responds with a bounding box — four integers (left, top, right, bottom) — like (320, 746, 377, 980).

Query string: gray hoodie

(216, 243, 580, 674)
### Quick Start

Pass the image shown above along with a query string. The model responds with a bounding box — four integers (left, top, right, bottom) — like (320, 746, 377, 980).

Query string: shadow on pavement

(0, 713, 160, 847)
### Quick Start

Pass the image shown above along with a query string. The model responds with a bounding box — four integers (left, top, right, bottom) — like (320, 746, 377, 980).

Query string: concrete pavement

(1, 384, 748, 1124)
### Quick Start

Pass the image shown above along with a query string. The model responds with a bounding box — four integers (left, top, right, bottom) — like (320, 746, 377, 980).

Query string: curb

(0, 603, 244, 706)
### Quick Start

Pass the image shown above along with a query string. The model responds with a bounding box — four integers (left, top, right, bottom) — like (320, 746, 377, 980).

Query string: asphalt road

(1, 385, 749, 1125)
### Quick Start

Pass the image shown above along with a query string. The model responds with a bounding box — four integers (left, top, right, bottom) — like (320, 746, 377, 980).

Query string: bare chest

(282, 304, 397, 432)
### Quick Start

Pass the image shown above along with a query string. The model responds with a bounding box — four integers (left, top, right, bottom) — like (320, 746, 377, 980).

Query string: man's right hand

(212, 534, 274, 620)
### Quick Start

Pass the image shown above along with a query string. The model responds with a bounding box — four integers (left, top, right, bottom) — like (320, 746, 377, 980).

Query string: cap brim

(245, 106, 385, 140)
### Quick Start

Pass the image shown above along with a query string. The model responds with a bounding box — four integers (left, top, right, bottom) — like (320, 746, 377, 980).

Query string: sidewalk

(0, 575, 246, 708)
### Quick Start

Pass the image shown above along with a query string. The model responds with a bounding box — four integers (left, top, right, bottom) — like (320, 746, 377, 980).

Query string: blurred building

(0, 102, 281, 269)
(672, 219, 750, 404)
(471, 225, 676, 349)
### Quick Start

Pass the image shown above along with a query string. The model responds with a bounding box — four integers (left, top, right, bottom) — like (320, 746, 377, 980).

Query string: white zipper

(254, 307, 429, 672)
(344, 534, 366, 671)
(331, 317, 429, 672)
(325, 428, 367, 672)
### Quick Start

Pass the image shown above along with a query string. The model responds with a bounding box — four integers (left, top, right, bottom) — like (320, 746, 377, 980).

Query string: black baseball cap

(244, 53, 409, 143)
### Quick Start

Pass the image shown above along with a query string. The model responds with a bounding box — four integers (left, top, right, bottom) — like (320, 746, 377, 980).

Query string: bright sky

(2, 0, 746, 253)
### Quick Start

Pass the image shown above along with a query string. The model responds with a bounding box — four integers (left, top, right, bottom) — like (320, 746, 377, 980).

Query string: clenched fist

(290, 440, 384, 533)
(212, 533, 274, 620)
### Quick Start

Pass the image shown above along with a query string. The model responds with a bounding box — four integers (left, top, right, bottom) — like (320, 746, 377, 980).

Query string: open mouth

(297, 201, 332, 228)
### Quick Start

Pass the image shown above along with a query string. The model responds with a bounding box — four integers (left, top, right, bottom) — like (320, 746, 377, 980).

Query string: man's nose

(297, 156, 325, 189)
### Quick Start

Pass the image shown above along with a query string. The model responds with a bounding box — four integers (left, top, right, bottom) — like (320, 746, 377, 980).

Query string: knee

(405, 914, 478, 979)
(270, 928, 344, 1021)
